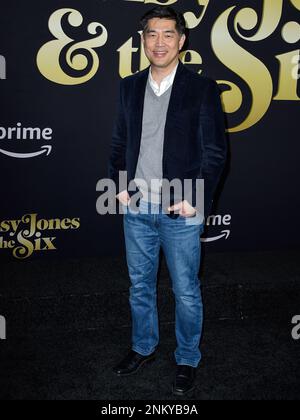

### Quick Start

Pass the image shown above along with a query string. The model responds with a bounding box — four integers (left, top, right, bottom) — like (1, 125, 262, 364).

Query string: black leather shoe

(113, 350, 156, 376)
(172, 365, 196, 396)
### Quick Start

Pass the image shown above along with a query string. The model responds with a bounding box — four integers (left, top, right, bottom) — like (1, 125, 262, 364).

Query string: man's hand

(168, 200, 197, 217)
(116, 190, 130, 206)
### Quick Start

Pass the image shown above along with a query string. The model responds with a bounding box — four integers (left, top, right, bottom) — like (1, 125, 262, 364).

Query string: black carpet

(0, 249, 300, 400)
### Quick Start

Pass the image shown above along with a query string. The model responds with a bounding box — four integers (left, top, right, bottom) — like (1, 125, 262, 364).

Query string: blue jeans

(122, 199, 205, 368)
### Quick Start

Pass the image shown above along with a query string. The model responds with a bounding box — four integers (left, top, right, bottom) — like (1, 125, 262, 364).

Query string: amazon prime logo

(0, 55, 6, 80)
(0, 122, 53, 159)
(202, 214, 231, 243)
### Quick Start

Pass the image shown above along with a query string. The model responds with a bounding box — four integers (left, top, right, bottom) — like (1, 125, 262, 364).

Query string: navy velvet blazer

(108, 60, 227, 218)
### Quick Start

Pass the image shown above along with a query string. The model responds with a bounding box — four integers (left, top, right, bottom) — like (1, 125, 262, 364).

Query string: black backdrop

(0, 0, 299, 260)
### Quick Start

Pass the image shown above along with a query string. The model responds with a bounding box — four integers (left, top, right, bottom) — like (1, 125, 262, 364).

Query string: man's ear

(179, 34, 186, 51)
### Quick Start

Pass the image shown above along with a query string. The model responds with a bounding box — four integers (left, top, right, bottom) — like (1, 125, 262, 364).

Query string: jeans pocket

(122, 201, 140, 215)
(178, 212, 196, 220)
(185, 212, 204, 226)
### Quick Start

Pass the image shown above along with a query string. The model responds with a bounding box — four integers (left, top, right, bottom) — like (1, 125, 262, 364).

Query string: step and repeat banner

(0, 0, 299, 260)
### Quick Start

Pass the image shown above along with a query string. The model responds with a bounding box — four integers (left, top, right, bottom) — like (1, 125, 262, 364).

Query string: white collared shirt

(148, 62, 179, 97)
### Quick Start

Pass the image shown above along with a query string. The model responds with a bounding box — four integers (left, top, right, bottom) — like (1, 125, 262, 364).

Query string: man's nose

(156, 33, 165, 46)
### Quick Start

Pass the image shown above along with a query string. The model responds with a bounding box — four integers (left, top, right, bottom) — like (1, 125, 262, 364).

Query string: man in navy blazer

(109, 6, 227, 396)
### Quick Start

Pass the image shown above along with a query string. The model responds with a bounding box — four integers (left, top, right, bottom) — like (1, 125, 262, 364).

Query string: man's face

(142, 18, 186, 69)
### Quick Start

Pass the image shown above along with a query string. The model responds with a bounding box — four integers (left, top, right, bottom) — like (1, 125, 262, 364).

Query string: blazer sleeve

(108, 80, 127, 195)
(192, 79, 227, 217)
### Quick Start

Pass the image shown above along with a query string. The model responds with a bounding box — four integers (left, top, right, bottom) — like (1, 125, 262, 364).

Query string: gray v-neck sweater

(134, 79, 173, 204)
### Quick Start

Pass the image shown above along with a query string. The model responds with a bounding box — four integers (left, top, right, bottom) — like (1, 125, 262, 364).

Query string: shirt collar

(148, 62, 179, 96)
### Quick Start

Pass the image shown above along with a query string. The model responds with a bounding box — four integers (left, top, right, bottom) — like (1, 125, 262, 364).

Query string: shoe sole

(172, 384, 195, 397)
(114, 355, 156, 377)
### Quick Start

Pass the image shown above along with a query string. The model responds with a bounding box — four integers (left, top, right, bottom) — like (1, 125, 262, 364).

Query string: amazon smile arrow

(201, 230, 231, 243)
(0, 145, 52, 159)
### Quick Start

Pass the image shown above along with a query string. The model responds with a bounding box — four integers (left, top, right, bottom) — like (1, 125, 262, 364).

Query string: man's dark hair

(140, 6, 186, 36)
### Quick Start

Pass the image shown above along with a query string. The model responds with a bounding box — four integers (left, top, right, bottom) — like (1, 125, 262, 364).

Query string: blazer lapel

(132, 68, 148, 163)
(164, 60, 188, 134)
(163, 61, 189, 164)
